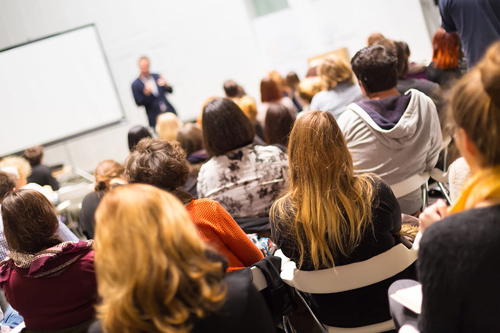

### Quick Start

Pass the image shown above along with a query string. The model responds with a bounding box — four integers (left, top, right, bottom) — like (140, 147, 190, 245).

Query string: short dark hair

(264, 103, 296, 147)
(128, 126, 152, 152)
(125, 138, 190, 191)
(223, 80, 239, 98)
(0, 171, 15, 203)
(1, 189, 62, 253)
(23, 145, 44, 166)
(351, 45, 398, 95)
(202, 98, 255, 156)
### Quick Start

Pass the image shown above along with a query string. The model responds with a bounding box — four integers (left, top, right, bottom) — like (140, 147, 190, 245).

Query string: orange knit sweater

(186, 199, 264, 272)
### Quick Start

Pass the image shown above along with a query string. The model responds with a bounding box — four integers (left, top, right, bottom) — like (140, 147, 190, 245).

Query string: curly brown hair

(125, 138, 189, 191)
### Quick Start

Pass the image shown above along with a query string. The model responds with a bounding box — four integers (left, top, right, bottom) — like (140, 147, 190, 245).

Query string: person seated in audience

(155, 112, 182, 141)
(0, 156, 31, 189)
(392, 40, 441, 98)
(238, 94, 264, 140)
(257, 77, 297, 124)
(285, 71, 303, 111)
(89, 184, 275, 333)
(310, 54, 364, 118)
(270, 111, 413, 328)
(223, 79, 240, 103)
(297, 76, 322, 112)
(0, 189, 96, 332)
(197, 98, 289, 219)
(79, 160, 127, 239)
(0, 171, 78, 263)
(127, 125, 152, 152)
(338, 45, 442, 215)
(268, 70, 302, 111)
(264, 103, 296, 150)
(390, 41, 500, 333)
(125, 138, 264, 272)
(23, 145, 60, 191)
(177, 123, 205, 198)
(426, 28, 463, 87)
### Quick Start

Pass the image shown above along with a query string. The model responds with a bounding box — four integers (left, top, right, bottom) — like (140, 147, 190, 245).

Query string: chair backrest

(281, 244, 417, 294)
(390, 173, 430, 199)
(251, 266, 268, 291)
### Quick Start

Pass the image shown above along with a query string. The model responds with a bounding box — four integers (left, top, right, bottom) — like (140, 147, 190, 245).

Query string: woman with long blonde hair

(270, 111, 413, 327)
(89, 184, 274, 333)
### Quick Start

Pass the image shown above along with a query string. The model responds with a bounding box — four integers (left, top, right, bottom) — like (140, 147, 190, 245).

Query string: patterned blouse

(197, 144, 289, 219)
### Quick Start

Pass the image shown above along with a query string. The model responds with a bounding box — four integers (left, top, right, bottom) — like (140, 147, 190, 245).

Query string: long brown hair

(95, 184, 226, 333)
(1, 189, 62, 253)
(271, 111, 374, 270)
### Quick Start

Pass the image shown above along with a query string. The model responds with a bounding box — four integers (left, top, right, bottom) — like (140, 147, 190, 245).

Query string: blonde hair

(318, 55, 354, 91)
(449, 41, 500, 167)
(156, 113, 182, 141)
(298, 77, 322, 104)
(0, 156, 31, 186)
(237, 95, 258, 122)
(94, 184, 226, 333)
(271, 111, 374, 270)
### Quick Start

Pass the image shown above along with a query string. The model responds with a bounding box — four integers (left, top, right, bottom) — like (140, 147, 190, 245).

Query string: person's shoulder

(131, 77, 142, 86)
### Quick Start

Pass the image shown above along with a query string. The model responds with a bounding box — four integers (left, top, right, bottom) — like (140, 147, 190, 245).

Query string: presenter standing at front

(131, 56, 176, 128)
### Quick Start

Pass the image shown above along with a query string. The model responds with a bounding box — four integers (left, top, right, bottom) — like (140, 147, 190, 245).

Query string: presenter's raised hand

(156, 75, 167, 87)
(143, 81, 152, 96)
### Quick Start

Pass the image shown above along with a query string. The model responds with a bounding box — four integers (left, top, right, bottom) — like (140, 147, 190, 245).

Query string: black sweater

(271, 178, 415, 327)
(418, 204, 500, 333)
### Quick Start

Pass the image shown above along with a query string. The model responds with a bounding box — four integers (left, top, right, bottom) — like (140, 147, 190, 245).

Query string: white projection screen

(0, 24, 125, 156)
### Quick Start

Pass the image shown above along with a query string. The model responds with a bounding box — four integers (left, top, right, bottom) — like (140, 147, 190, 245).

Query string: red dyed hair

(260, 77, 282, 103)
(432, 28, 460, 70)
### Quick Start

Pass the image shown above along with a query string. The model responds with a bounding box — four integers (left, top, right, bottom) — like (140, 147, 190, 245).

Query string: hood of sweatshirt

(346, 89, 431, 149)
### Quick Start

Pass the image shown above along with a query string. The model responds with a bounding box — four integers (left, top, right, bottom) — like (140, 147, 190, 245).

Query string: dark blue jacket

(131, 73, 176, 127)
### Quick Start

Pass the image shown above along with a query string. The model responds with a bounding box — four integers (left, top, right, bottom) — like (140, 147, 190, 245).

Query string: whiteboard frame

(0, 23, 126, 157)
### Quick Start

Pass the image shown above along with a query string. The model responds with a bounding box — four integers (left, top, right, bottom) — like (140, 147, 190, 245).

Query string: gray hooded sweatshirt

(338, 89, 442, 214)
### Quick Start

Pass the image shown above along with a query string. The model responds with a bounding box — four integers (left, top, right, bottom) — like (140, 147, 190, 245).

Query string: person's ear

(359, 81, 368, 97)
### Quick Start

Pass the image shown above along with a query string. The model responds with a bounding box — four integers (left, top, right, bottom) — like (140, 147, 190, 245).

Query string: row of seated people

(0, 43, 497, 333)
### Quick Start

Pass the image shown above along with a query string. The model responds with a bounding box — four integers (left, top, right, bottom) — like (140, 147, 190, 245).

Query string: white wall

(0, 0, 439, 172)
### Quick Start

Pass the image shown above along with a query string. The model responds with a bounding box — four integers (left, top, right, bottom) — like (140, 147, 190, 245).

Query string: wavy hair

(95, 184, 226, 333)
(94, 160, 125, 192)
(432, 28, 460, 70)
(318, 55, 354, 91)
(271, 111, 374, 269)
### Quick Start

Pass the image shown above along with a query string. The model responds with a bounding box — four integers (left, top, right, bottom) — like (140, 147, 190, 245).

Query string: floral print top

(197, 144, 289, 219)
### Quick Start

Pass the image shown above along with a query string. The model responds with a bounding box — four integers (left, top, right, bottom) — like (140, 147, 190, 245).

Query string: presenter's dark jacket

(131, 73, 176, 127)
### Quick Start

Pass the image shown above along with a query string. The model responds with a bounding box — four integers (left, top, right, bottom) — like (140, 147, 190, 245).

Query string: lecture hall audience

(125, 138, 264, 272)
(88, 184, 275, 333)
(390, 40, 500, 333)
(23, 145, 60, 191)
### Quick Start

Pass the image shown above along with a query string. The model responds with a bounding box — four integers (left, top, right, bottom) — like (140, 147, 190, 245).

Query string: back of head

(201, 98, 255, 156)
(0, 171, 16, 203)
(223, 80, 239, 98)
(260, 77, 282, 103)
(367, 32, 385, 46)
(1, 189, 61, 253)
(299, 77, 322, 104)
(94, 184, 225, 333)
(0, 156, 32, 188)
(267, 70, 284, 93)
(264, 103, 296, 147)
(432, 28, 460, 69)
(127, 126, 152, 152)
(177, 123, 203, 156)
(272, 111, 373, 269)
(156, 113, 182, 141)
(94, 160, 125, 192)
(449, 41, 500, 167)
(286, 72, 300, 90)
(351, 45, 398, 95)
(125, 138, 189, 190)
(237, 95, 258, 122)
(23, 145, 44, 167)
(394, 41, 410, 77)
(318, 55, 354, 90)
